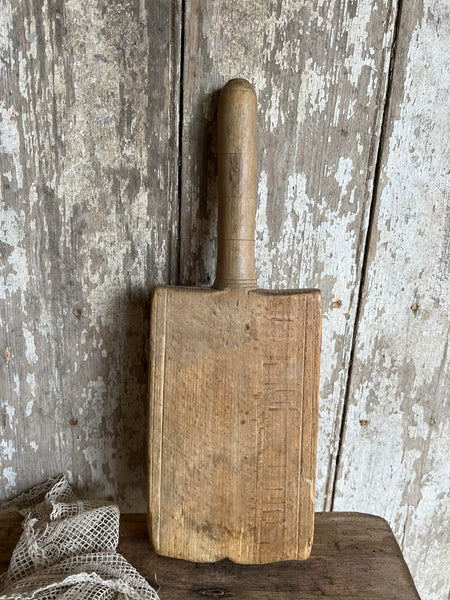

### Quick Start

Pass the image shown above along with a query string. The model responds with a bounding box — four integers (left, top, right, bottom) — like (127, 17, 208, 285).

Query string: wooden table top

(0, 512, 420, 599)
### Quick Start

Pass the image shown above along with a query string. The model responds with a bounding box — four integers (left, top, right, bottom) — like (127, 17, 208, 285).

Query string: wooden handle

(213, 79, 258, 290)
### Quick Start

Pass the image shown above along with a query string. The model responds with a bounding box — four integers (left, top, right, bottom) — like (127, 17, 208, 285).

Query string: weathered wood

(0, 0, 181, 510)
(179, 0, 399, 512)
(214, 79, 258, 289)
(148, 286, 321, 563)
(0, 512, 421, 599)
(0, 0, 446, 595)
(332, 1, 450, 599)
(148, 81, 322, 563)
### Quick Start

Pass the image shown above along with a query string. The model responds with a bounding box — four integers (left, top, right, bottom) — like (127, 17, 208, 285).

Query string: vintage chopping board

(147, 79, 322, 564)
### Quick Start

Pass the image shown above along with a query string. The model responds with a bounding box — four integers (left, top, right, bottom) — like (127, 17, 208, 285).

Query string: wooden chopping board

(148, 79, 322, 564)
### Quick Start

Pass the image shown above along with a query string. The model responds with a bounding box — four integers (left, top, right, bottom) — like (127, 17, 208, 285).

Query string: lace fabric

(0, 475, 159, 600)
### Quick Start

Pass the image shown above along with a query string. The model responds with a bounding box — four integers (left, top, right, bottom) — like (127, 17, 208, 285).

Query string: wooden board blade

(148, 285, 321, 563)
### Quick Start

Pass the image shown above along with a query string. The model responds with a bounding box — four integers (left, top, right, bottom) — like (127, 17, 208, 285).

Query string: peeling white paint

(82, 444, 116, 497)
(12, 375, 20, 401)
(295, 58, 329, 125)
(25, 399, 34, 417)
(334, 157, 354, 198)
(267, 86, 282, 131)
(255, 170, 272, 287)
(0, 207, 28, 300)
(343, 2, 378, 93)
(4, 402, 15, 426)
(1, 440, 15, 461)
(353, 9, 449, 384)
(332, 93, 341, 127)
(0, 103, 23, 188)
(1, 467, 17, 493)
(22, 324, 38, 365)
(408, 402, 430, 440)
(334, 2, 450, 598)
(356, 132, 364, 155)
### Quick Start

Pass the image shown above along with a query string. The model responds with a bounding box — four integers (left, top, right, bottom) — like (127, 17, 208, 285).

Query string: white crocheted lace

(0, 475, 159, 600)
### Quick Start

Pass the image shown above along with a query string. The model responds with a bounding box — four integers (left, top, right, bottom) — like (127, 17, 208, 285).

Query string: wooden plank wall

(0, 0, 181, 506)
(333, 3, 449, 600)
(0, 1, 448, 598)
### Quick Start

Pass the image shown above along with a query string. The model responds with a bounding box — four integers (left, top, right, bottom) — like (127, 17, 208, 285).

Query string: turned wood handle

(213, 79, 258, 290)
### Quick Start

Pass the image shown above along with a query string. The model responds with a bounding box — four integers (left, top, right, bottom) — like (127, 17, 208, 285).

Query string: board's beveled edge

(147, 285, 169, 554)
(299, 290, 322, 560)
(296, 292, 309, 560)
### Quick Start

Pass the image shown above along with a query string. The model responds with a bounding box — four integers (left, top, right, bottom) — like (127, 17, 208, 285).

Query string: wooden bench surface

(0, 512, 420, 599)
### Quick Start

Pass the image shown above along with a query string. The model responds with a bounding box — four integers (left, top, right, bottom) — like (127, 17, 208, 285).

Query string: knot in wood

(199, 589, 227, 597)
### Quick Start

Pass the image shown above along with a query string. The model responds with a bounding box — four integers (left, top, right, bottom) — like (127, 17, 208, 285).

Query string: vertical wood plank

(179, 0, 398, 509)
(0, 0, 181, 510)
(333, 1, 449, 598)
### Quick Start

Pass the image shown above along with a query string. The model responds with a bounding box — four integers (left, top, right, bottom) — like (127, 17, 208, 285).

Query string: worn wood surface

(149, 78, 321, 563)
(333, 2, 450, 599)
(214, 79, 258, 289)
(1, 0, 448, 596)
(149, 286, 321, 563)
(0, 0, 181, 507)
(0, 512, 420, 599)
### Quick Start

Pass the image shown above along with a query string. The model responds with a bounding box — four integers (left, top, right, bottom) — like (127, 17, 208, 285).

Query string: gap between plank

(175, 0, 186, 286)
(330, 0, 404, 510)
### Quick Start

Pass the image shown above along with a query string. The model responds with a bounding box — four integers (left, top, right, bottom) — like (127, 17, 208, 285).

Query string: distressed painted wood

(179, 0, 399, 512)
(0, 0, 447, 597)
(0, 0, 181, 510)
(0, 512, 420, 599)
(148, 80, 322, 562)
(332, 1, 450, 599)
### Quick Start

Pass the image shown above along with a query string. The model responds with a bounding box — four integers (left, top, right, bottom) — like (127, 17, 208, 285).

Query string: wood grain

(0, 512, 420, 599)
(214, 79, 258, 289)
(148, 286, 321, 563)
(148, 80, 321, 563)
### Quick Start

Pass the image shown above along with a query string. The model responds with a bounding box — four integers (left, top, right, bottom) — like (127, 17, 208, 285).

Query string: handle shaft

(213, 79, 258, 290)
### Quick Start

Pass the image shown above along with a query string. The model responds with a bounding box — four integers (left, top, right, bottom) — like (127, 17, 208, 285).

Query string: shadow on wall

(70, 287, 153, 512)
(181, 88, 220, 288)
(112, 289, 152, 512)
